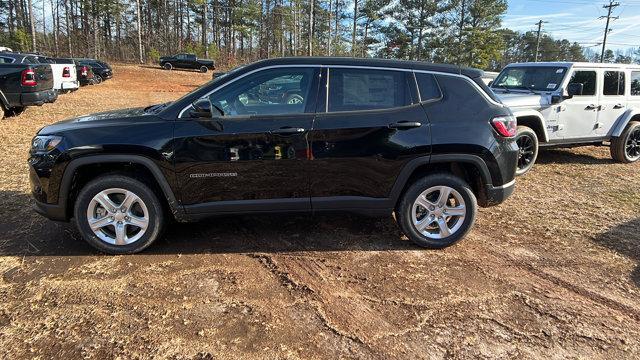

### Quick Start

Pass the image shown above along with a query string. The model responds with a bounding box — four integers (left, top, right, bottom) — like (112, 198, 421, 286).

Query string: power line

(599, 0, 620, 62)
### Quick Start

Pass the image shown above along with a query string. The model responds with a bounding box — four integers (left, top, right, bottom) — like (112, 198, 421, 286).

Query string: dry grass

(0, 64, 639, 359)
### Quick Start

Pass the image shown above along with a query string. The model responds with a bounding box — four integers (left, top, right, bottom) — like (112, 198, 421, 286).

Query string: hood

(494, 92, 551, 109)
(38, 107, 152, 134)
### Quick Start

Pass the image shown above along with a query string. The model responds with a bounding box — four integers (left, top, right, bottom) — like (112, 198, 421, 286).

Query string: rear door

(597, 69, 627, 137)
(309, 66, 428, 211)
(173, 66, 320, 212)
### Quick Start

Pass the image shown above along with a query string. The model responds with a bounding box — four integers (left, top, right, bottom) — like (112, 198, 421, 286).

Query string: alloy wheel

(86, 188, 149, 245)
(625, 127, 640, 161)
(516, 134, 535, 171)
(411, 186, 466, 239)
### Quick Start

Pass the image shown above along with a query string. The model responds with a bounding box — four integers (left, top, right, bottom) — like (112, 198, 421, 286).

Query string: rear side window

(632, 71, 640, 96)
(328, 68, 409, 112)
(415, 73, 442, 102)
(604, 71, 625, 96)
(0, 56, 14, 64)
(569, 71, 596, 96)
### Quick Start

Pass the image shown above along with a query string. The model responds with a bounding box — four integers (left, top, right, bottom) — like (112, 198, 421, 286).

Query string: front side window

(604, 71, 625, 96)
(328, 68, 409, 112)
(631, 71, 640, 96)
(0, 57, 14, 64)
(492, 66, 567, 91)
(206, 67, 316, 116)
(568, 71, 596, 96)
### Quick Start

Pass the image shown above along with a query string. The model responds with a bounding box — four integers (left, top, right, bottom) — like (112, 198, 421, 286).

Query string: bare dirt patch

(0, 64, 639, 359)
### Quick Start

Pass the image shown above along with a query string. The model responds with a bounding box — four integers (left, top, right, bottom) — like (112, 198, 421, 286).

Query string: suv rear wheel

(200, 66, 208, 73)
(611, 121, 640, 163)
(163, 62, 173, 70)
(397, 174, 477, 249)
(515, 125, 538, 176)
(74, 175, 164, 254)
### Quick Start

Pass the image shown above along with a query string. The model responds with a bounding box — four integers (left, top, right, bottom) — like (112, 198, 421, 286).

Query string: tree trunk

(352, 0, 357, 56)
(308, 0, 313, 56)
(136, 0, 143, 63)
(28, 0, 36, 51)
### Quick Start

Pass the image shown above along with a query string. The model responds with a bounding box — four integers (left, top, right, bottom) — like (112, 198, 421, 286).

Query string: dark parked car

(75, 59, 112, 83)
(29, 57, 518, 254)
(159, 53, 215, 73)
(0, 60, 57, 118)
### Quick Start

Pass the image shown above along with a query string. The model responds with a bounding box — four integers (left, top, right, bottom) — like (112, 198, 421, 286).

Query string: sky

(503, 0, 640, 52)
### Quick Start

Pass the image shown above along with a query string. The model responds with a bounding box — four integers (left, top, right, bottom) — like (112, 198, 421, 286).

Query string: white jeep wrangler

(490, 62, 640, 175)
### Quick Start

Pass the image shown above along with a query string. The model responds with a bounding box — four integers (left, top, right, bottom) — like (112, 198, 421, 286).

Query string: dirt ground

(0, 64, 639, 359)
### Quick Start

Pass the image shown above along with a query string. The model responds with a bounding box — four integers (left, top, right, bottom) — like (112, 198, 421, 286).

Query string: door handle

(270, 127, 305, 134)
(613, 103, 625, 109)
(585, 104, 598, 110)
(388, 121, 422, 129)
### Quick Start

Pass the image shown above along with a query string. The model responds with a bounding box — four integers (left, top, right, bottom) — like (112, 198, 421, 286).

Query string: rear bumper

(8, 89, 58, 106)
(61, 81, 79, 90)
(482, 180, 515, 207)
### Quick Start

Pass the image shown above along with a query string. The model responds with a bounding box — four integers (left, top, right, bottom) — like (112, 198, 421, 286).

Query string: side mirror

(190, 98, 212, 118)
(566, 83, 584, 98)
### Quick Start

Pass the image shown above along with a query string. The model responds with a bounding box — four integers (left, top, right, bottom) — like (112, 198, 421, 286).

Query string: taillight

(62, 66, 71, 78)
(21, 68, 37, 86)
(81, 66, 88, 77)
(491, 115, 517, 137)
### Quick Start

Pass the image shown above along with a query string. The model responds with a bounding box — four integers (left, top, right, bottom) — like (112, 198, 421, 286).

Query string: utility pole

(534, 20, 547, 62)
(599, 0, 619, 63)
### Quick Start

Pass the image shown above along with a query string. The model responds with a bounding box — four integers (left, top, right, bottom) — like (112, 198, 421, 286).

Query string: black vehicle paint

(30, 57, 517, 226)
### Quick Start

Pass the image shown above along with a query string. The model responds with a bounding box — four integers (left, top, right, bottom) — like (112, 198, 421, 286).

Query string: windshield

(492, 66, 568, 92)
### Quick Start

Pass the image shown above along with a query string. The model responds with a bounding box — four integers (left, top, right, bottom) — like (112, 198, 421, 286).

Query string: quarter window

(631, 71, 640, 96)
(415, 73, 442, 102)
(328, 68, 409, 112)
(568, 71, 596, 96)
(206, 67, 316, 116)
(603, 71, 625, 96)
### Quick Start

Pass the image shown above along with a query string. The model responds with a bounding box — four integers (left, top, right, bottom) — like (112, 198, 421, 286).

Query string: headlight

(31, 135, 63, 153)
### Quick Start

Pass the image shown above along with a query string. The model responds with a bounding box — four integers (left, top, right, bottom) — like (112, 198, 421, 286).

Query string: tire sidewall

(164, 62, 173, 70)
(398, 174, 477, 249)
(623, 122, 640, 162)
(200, 66, 208, 73)
(515, 126, 539, 176)
(74, 176, 164, 254)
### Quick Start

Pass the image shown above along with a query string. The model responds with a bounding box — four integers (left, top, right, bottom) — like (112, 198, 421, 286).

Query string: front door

(558, 69, 599, 140)
(597, 70, 627, 136)
(309, 67, 428, 211)
(173, 66, 320, 213)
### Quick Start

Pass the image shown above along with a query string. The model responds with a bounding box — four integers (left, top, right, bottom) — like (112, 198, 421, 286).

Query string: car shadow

(593, 218, 640, 287)
(138, 64, 208, 74)
(537, 148, 613, 165)
(0, 191, 414, 257)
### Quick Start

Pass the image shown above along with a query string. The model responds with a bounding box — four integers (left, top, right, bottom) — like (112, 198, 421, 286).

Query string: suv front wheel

(74, 175, 164, 254)
(397, 174, 478, 249)
(515, 126, 538, 176)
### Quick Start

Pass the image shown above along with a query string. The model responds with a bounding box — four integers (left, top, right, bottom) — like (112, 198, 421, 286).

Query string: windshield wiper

(493, 84, 511, 93)
(144, 102, 171, 113)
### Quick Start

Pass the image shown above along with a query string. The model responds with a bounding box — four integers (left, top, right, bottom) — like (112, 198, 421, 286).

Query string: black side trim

(387, 154, 492, 204)
(57, 155, 181, 221)
(184, 197, 311, 214)
(540, 137, 607, 148)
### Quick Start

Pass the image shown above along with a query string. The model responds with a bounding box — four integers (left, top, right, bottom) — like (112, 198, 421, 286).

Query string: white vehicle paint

(491, 62, 640, 175)
(48, 63, 79, 92)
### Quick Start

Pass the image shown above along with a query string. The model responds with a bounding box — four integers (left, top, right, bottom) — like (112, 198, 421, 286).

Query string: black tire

(94, 75, 103, 84)
(515, 125, 539, 176)
(285, 94, 304, 104)
(74, 175, 165, 254)
(200, 66, 208, 73)
(163, 62, 173, 70)
(611, 121, 640, 163)
(8, 106, 25, 116)
(396, 173, 477, 249)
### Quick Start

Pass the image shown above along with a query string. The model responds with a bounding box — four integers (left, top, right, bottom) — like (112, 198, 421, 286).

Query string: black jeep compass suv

(29, 57, 518, 254)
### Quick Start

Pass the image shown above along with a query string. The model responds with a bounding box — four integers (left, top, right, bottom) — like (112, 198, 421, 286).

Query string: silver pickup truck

(490, 62, 640, 175)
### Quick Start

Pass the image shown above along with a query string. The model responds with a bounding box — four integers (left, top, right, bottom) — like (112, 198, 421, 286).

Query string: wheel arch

(512, 110, 548, 142)
(389, 155, 494, 208)
(59, 155, 181, 221)
(611, 108, 640, 138)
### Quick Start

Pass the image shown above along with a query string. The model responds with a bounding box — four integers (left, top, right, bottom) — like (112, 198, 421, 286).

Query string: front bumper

(482, 180, 515, 207)
(32, 200, 67, 222)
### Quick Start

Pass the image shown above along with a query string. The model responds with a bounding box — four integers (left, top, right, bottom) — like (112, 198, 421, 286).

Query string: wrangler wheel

(611, 121, 640, 163)
(515, 126, 538, 176)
